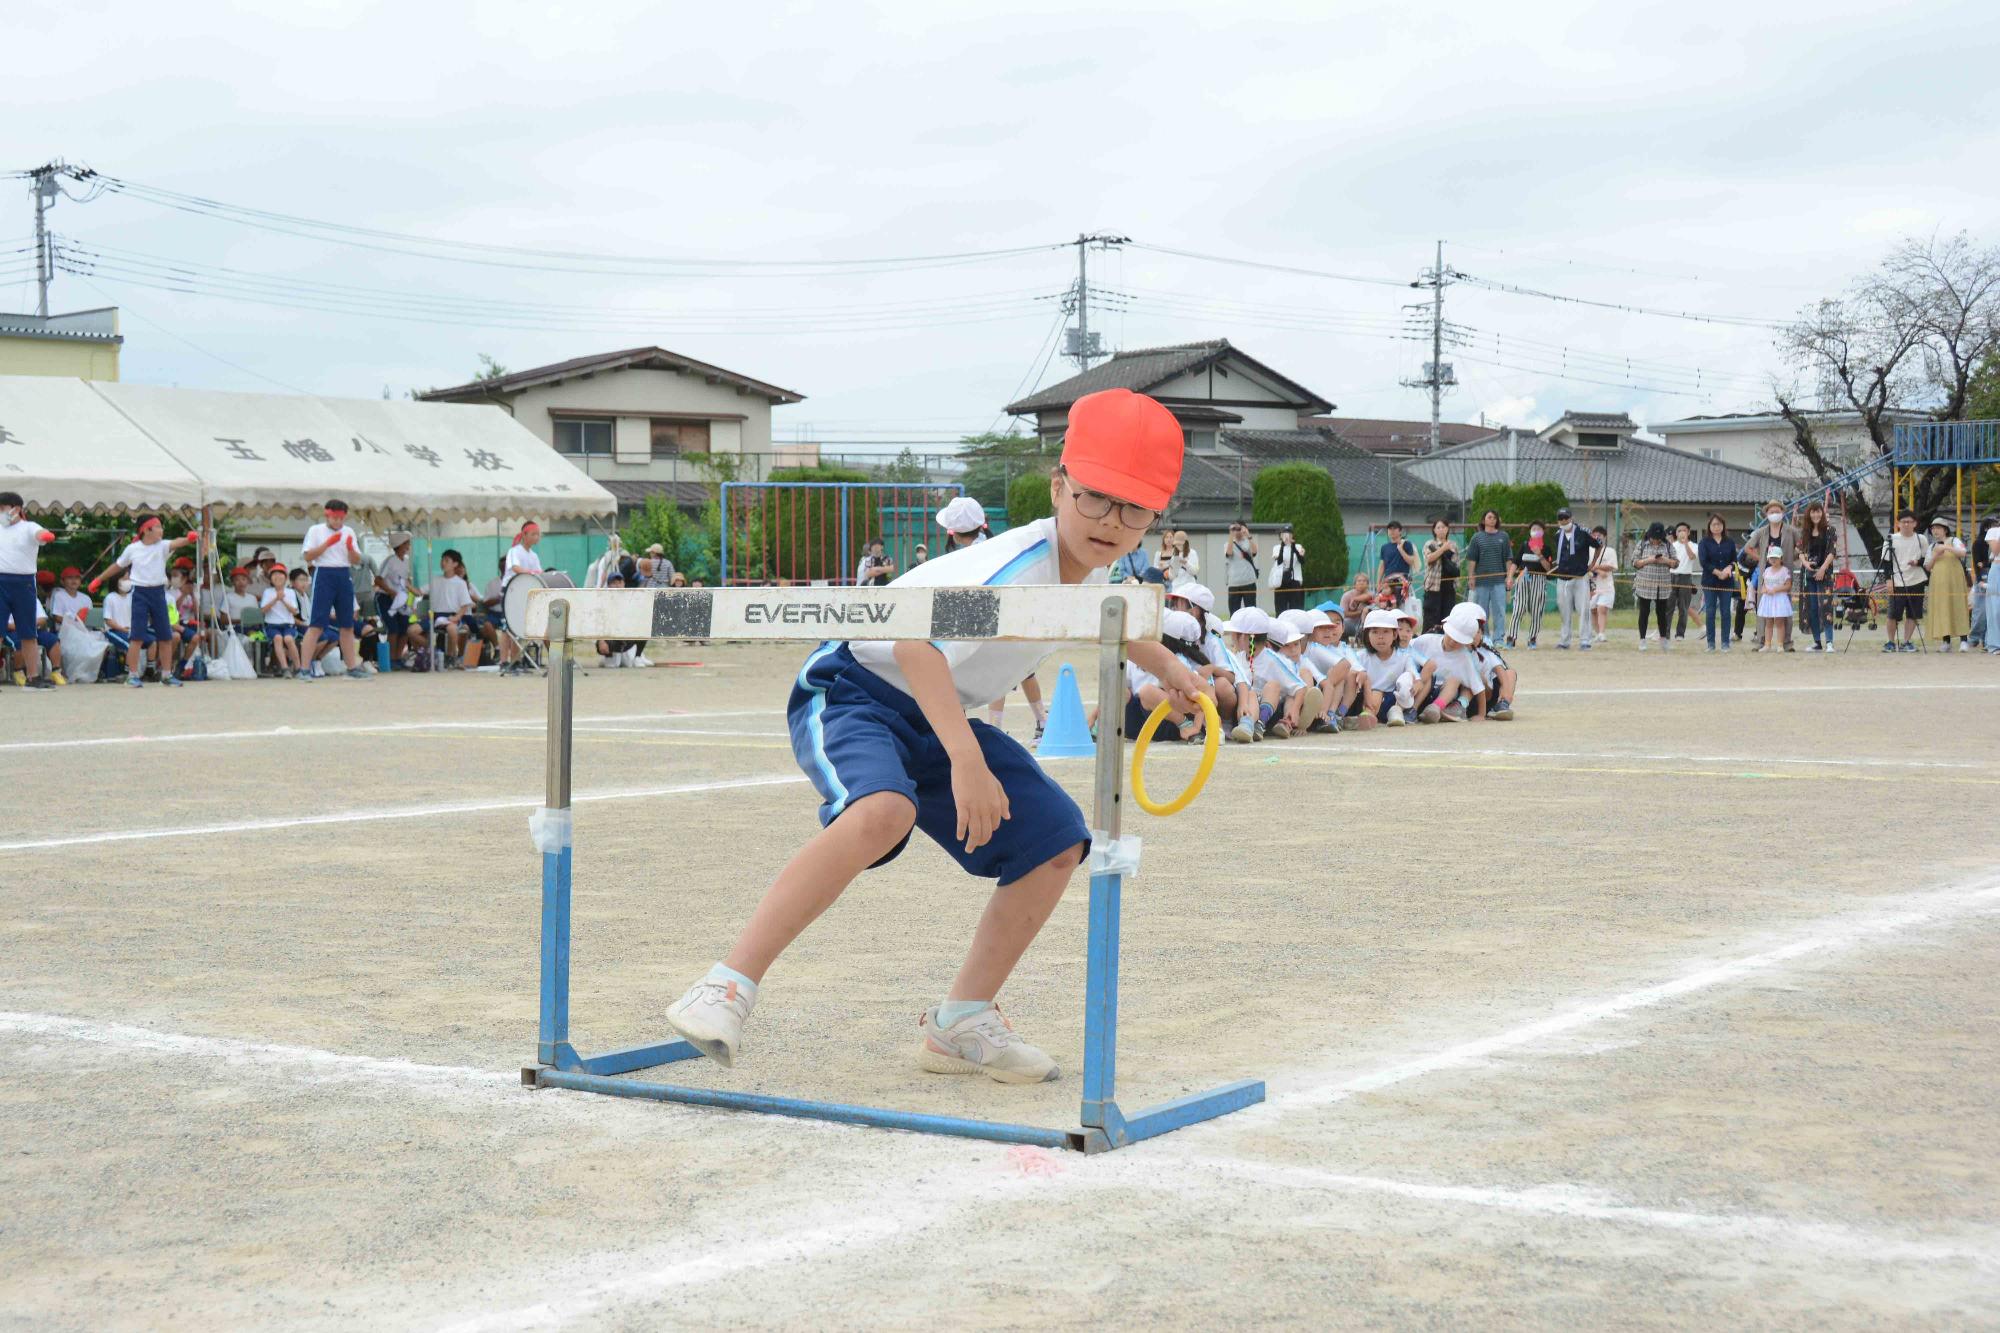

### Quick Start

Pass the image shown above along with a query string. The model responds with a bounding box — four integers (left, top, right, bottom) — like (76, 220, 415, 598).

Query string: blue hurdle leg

(536, 847, 572, 1068)
(1080, 869, 1122, 1130)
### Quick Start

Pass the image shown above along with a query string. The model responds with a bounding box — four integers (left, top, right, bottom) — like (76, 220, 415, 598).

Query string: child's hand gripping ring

(1130, 693, 1220, 817)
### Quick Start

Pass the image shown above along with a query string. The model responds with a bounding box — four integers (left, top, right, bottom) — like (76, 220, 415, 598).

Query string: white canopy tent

(0, 375, 615, 523)
(0, 376, 205, 514)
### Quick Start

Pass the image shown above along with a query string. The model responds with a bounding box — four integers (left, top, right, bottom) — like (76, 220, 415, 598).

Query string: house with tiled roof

(419, 346, 805, 517)
(0, 307, 122, 381)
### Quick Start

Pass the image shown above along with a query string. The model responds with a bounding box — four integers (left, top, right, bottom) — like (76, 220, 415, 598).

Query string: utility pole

(1064, 232, 1129, 369)
(28, 161, 66, 318)
(1401, 239, 1459, 455)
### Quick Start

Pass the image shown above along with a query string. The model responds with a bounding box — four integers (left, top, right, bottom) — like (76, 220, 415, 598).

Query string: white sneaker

(1638, 639, 1649, 652)
(632, 652, 652, 668)
(1229, 720, 1254, 744)
(1386, 704, 1406, 727)
(1418, 703, 1442, 724)
(598, 654, 615, 667)
(1959, 641, 1971, 653)
(917, 1004, 1058, 1084)
(665, 976, 756, 1068)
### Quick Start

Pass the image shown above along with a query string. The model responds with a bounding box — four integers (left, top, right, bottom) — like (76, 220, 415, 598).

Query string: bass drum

(503, 570, 576, 635)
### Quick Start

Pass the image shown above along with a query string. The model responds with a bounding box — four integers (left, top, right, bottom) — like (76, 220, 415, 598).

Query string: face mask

(117, 579, 132, 593)
(0, 511, 15, 527)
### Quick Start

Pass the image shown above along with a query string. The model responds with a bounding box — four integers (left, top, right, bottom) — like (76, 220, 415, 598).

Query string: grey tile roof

(1300, 416, 1495, 455)
(421, 346, 804, 405)
(601, 478, 715, 509)
(1006, 341, 1230, 414)
(1543, 410, 1637, 434)
(1005, 339, 1333, 415)
(1401, 432, 1794, 505)
(1217, 429, 1457, 508)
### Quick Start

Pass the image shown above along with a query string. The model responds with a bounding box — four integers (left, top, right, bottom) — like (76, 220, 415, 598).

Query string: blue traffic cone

(1035, 664, 1095, 759)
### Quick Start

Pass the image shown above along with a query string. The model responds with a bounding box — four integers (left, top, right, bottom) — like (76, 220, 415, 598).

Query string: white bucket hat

(1161, 609, 1203, 644)
(1454, 600, 1486, 621)
(936, 495, 986, 534)
(1393, 605, 1419, 624)
(1223, 606, 1271, 636)
(1277, 609, 1316, 633)
(1205, 610, 1230, 636)
(1173, 581, 1215, 613)
(1263, 619, 1303, 647)
(1442, 606, 1482, 644)
(1299, 609, 1333, 632)
(1362, 608, 1400, 632)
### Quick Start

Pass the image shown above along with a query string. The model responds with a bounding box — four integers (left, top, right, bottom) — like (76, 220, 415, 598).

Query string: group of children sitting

(1119, 579, 1519, 745)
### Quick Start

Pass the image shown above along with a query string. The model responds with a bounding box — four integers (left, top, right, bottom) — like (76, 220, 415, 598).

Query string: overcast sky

(7, 0, 1996, 449)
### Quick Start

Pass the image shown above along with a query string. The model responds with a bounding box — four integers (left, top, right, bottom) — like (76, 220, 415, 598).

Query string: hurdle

(516, 584, 1265, 1153)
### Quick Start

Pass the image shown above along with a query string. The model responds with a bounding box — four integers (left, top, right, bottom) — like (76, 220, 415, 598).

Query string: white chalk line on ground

(1267, 875, 2000, 1112)
(1269, 744, 1991, 772)
(8, 872, 1999, 1328)
(1171, 1156, 2000, 1273)
(1533, 682, 2000, 696)
(0, 773, 807, 852)
(0, 708, 785, 754)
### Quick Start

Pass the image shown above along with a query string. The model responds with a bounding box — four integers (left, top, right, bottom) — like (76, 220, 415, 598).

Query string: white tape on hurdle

(521, 584, 1163, 643)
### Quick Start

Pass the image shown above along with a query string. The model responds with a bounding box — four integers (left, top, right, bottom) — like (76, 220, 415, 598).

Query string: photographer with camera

(1883, 512, 1930, 653)
(1268, 524, 1306, 614)
(1223, 521, 1259, 613)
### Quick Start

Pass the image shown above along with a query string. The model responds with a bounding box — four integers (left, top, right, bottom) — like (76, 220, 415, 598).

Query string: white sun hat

(1442, 606, 1482, 643)
(1223, 606, 1271, 636)
(1362, 608, 1400, 632)
(1277, 609, 1316, 633)
(1263, 619, 1303, 647)
(936, 495, 986, 533)
(1173, 581, 1215, 612)
(1161, 609, 1203, 644)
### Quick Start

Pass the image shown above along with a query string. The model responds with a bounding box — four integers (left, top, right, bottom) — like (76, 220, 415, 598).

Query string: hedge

(1468, 480, 1569, 532)
(1250, 463, 1347, 592)
(1007, 469, 1054, 527)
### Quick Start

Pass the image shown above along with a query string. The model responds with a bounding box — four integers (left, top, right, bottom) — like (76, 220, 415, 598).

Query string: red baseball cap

(35, 569, 56, 587)
(172, 557, 194, 570)
(60, 566, 80, 579)
(1059, 389, 1183, 512)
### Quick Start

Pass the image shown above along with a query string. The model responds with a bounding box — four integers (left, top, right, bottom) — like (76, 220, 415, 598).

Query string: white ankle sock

(706, 962, 758, 1001)
(936, 999, 991, 1027)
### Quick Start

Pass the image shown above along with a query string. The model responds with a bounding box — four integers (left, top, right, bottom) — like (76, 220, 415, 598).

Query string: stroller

(1832, 566, 1881, 651)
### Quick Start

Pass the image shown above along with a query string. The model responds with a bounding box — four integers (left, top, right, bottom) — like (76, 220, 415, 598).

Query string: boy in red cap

(297, 498, 366, 682)
(91, 515, 201, 688)
(667, 389, 1200, 1084)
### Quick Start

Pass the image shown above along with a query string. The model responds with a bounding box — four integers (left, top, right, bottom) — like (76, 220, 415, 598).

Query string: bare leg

(946, 843, 1085, 1002)
(338, 627, 360, 669)
(298, 626, 323, 671)
(722, 792, 917, 982)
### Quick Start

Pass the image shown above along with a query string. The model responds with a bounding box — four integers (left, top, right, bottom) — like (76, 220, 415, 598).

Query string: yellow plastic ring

(1130, 692, 1221, 818)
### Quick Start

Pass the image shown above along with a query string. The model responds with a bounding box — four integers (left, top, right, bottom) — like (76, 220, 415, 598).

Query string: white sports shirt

(0, 519, 49, 576)
(303, 522, 357, 569)
(847, 516, 1106, 708)
(116, 539, 170, 588)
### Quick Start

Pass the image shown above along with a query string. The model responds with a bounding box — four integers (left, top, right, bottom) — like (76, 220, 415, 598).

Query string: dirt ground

(4, 632, 1998, 1331)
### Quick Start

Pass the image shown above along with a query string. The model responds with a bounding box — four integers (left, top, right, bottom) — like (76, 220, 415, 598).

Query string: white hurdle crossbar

(519, 584, 1262, 1153)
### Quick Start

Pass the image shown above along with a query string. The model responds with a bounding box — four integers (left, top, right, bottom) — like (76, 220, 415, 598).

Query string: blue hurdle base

(522, 1056, 1264, 1153)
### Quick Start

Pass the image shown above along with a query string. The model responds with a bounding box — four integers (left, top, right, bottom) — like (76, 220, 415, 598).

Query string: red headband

(139, 517, 163, 533)
(519, 522, 539, 535)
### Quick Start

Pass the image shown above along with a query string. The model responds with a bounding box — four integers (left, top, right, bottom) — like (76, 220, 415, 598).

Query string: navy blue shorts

(310, 567, 355, 630)
(788, 643, 1089, 886)
(0, 573, 36, 645)
(266, 624, 298, 640)
(131, 585, 171, 646)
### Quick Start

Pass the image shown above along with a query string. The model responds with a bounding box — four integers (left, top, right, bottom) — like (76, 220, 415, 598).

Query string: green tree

(1468, 480, 1569, 532)
(474, 353, 509, 382)
(1251, 463, 1346, 593)
(1007, 470, 1054, 526)
(618, 494, 718, 583)
(878, 448, 928, 484)
(958, 432, 1047, 509)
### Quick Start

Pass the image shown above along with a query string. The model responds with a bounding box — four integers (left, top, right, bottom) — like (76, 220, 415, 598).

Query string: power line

(1126, 242, 1412, 290)
(69, 274, 310, 393)
(67, 166, 1067, 278)
(1454, 271, 1788, 330)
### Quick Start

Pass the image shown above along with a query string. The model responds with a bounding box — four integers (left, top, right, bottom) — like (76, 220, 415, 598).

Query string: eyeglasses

(1058, 470, 1157, 530)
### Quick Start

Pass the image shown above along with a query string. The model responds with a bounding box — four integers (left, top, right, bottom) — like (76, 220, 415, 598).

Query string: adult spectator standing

(1883, 512, 1929, 653)
(1972, 513, 1998, 650)
(1797, 502, 1837, 651)
(854, 538, 895, 587)
(1420, 517, 1459, 631)
(1549, 507, 1593, 649)
(1668, 521, 1701, 641)
(1158, 529, 1199, 584)
(1464, 509, 1511, 635)
(1111, 542, 1153, 584)
(1923, 516, 1970, 651)
(1222, 521, 1259, 613)
(1698, 513, 1740, 652)
(297, 499, 367, 681)
(0, 490, 59, 689)
(640, 543, 676, 588)
(1268, 524, 1306, 614)
(1982, 525, 2000, 653)
(1588, 525, 1619, 647)
(1632, 523, 1675, 650)
(1507, 522, 1548, 649)
(1375, 519, 1415, 591)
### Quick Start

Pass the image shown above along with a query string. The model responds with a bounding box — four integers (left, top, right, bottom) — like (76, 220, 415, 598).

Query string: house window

(553, 417, 613, 457)
(651, 419, 712, 457)
(1700, 447, 1722, 460)
(1575, 431, 1621, 450)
